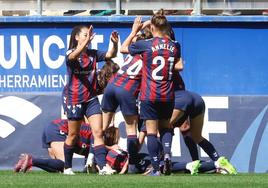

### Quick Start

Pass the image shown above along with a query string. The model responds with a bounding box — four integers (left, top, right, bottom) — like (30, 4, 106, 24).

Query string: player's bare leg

(50, 142, 65, 161)
(88, 114, 115, 175)
(170, 109, 185, 127)
(63, 120, 81, 175)
(102, 111, 115, 131)
(190, 113, 220, 161)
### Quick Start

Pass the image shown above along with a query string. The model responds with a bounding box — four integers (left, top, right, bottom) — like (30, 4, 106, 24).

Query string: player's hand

(131, 16, 143, 35)
(86, 25, 96, 44)
(142, 20, 151, 29)
(110, 31, 119, 44)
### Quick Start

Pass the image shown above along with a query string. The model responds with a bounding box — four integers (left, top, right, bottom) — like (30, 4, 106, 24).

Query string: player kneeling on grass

(14, 118, 93, 173)
(14, 122, 124, 174)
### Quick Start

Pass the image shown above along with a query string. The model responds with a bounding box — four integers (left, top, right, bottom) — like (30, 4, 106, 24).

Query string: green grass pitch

(1, 171, 268, 188)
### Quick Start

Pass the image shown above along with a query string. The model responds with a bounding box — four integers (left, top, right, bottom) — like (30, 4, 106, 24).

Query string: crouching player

(14, 118, 93, 173)
(171, 90, 238, 175)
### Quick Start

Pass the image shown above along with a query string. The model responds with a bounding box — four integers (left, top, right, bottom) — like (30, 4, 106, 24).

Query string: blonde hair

(151, 9, 168, 32)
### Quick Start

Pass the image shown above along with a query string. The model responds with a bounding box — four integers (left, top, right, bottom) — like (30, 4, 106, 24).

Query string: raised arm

(120, 16, 143, 54)
(68, 25, 95, 61)
(105, 31, 119, 59)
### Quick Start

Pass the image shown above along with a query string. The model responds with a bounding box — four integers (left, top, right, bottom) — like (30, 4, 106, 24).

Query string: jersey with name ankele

(129, 37, 181, 102)
(110, 54, 142, 97)
(52, 118, 92, 156)
(65, 49, 106, 105)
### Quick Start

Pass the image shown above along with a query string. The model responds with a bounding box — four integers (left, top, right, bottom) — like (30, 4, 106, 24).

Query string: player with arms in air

(120, 11, 183, 176)
(64, 26, 118, 175)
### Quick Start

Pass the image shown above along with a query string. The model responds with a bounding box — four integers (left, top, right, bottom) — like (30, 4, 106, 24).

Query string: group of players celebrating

(14, 9, 237, 176)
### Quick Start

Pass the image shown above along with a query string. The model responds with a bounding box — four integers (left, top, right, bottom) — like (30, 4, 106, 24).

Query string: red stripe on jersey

(114, 73, 126, 87)
(149, 38, 159, 101)
(72, 75, 79, 105)
(133, 83, 140, 96)
(56, 119, 68, 133)
(140, 52, 147, 100)
(123, 79, 135, 91)
(82, 54, 90, 101)
(161, 39, 170, 102)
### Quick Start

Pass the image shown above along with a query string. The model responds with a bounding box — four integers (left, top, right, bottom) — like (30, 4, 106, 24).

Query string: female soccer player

(170, 90, 237, 175)
(102, 26, 153, 173)
(14, 61, 119, 174)
(64, 25, 118, 175)
(120, 11, 182, 176)
(14, 118, 93, 173)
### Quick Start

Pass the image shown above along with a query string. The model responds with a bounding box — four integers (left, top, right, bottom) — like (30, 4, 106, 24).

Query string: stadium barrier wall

(0, 16, 268, 172)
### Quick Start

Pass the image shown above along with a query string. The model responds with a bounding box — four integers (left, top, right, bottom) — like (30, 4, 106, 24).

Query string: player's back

(140, 37, 181, 102)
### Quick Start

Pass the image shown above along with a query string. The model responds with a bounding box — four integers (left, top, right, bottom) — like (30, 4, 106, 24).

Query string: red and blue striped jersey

(51, 118, 92, 156)
(106, 149, 128, 172)
(129, 37, 181, 102)
(65, 49, 106, 105)
(110, 54, 142, 97)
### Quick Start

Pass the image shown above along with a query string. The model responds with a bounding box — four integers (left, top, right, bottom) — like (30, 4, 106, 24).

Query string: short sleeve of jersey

(128, 40, 150, 56)
(65, 49, 75, 65)
(87, 49, 106, 62)
(66, 49, 74, 57)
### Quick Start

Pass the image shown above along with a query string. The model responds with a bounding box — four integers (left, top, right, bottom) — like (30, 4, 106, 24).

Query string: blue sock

(32, 158, 64, 172)
(198, 139, 219, 161)
(94, 144, 107, 169)
(64, 143, 74, 169)
(183, 135, 199, 161)
(160, 129, 173, 159)
(127, 135, 139, 165)
(199, 161, 216, 173)
(172, 162, 187, 172)
(147, 134, 160, 171)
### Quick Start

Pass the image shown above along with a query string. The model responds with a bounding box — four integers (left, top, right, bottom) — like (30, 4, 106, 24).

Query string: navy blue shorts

(140, 100, 174, 120)
(174, 90, 205, 119)
(101, 83, 138, 116)
(66, 97, 102, 120)
(42, 122, 66, 148)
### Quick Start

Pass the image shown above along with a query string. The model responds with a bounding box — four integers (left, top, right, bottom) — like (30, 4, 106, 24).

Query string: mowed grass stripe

(0, 171, 268, 188)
